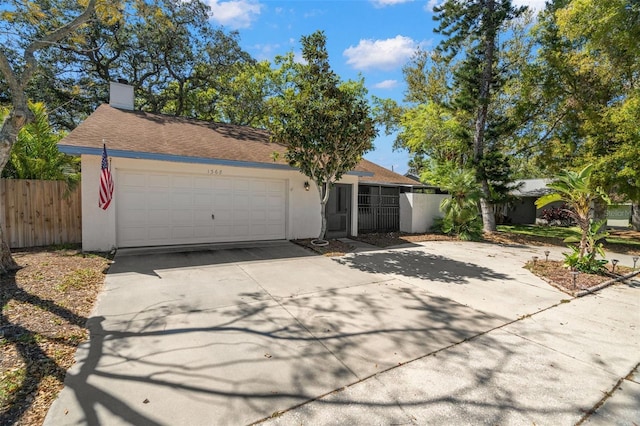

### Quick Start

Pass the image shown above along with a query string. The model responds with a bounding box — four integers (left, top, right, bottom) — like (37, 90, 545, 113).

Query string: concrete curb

(576, 270, 640, 297)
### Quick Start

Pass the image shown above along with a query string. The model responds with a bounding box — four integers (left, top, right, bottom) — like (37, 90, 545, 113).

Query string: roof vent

(109, 81, 134, 110)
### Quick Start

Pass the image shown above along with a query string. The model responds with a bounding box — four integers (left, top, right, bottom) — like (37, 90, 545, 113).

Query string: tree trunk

(479, 194, 496, 233)
(0, 110, 29, 274)
(632, 202, 640, 231)
(0, 225, 18, 274)
(317, 182, 331, 241)
(473, 0, 496, 233)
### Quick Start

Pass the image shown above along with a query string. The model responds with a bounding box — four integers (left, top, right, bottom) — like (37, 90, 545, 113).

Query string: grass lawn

(497, 224, 640, 252)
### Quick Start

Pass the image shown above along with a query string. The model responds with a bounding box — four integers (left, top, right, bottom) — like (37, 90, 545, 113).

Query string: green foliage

(537, 165, 610, 266)
(2, 0, 256, 129)
(389, 1, 531, 231)
(523, 0, 639, 203)
(267, 31, 377, 240)
(562, 219, 609, 274)
(536, 164, 610, 226)
(268, 31, 376, 185)
(435, 167, 483, 241)
(1, 102, 79, 187)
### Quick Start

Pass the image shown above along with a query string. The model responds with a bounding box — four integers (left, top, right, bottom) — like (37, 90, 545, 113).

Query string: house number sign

(207, 169, 223, 175)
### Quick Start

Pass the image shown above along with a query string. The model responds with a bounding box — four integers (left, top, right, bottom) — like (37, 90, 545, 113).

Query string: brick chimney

(109, 81, 134, 110)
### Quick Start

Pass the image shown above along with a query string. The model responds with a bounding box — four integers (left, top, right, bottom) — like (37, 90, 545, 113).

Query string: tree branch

(21, 0, 98, 89)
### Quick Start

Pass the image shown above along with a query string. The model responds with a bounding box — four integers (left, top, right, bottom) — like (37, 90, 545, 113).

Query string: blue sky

(204, 0, 545, 174)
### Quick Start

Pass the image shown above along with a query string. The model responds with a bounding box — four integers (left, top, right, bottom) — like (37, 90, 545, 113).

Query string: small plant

(562, 219, 609, 274)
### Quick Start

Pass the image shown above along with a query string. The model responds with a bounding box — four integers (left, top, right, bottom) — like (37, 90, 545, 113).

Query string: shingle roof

(355, 159, 425, 186)
(59, 104, 289, 166)
(59, 104, 421, 186)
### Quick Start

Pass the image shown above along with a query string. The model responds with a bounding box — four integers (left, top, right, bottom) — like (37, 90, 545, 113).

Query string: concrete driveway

(44, 240, 640, 425)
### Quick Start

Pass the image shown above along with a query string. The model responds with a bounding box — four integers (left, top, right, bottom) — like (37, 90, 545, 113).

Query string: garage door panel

(216, 193, 232, 205)
(234, 211, 250, 222)
(171, 193, 192, 205)
(193, 177, 212, 189)
(251, 181, 266, 192)
(171, 209, 193, 223)
(214, 179, 232, 190)
(234, 180, 250, 191)
(148, 174, 169, 187)
(120, 171, 146, 185)
(194, 194, 213, 206)
(123, 227, 148, 241)
(148, 193, 169, 208)
(117, 171, 286, 247)
(172, 175, 192, 188)
(148, 227, 170, 240)
(148, 210, 169, 224)
(233, 196, 250, 210)
(172, 226, 194, 239)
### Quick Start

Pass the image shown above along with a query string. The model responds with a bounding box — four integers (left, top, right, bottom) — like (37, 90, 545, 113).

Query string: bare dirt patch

(1, 247, 111, 426)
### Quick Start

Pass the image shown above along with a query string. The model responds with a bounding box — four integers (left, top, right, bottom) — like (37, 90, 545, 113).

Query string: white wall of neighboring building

(81, 154, 359, 251)
(399, 193, 449, 233)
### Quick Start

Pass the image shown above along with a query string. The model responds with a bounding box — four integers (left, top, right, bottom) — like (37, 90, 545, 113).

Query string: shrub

(540, 203, 574, 226)
(562, 219, 609, 274)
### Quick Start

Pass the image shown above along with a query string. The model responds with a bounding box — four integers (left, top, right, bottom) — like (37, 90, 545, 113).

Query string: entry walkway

(43, 241, 639, 425)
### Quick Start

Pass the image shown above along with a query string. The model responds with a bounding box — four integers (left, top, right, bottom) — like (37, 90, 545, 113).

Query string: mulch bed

(1, 247, 111, 426)
(524, 260, 637, 296)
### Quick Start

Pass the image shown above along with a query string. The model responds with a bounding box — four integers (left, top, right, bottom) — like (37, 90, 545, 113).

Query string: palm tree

(536, 164, 610, 260)
(438, 167, 482, 240)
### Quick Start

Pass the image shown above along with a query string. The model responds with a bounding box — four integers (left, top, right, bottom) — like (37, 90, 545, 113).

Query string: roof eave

(59, 145, 375, 176)
(59, 145, 295, 171)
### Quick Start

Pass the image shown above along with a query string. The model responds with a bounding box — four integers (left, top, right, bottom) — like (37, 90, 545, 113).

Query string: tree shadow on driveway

(335, 248, 510, 284)
(46, 282, 506, 425)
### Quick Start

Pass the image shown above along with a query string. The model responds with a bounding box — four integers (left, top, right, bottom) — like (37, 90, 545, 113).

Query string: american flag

(99, 144, 114, 210)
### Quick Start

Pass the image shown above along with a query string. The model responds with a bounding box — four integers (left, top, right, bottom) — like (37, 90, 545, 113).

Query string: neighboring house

(59, 82, 443, 251)
(506, 179, 631, 228)
(506, 179, 554, 225)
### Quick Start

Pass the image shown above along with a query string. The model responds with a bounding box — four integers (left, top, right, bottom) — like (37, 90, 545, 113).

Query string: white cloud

(513, 0, 546, 12)
(343, 35, 417, 71)
(206, 0, 262, 29)
(373, 79, 399, 89)
(252, 43, 280, 56)
(371, 0, 415, 8)
(304, 9, 326, 18)
(425, 0, 443, 12)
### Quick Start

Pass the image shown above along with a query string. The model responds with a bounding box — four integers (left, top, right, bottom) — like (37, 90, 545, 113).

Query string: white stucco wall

(399, 193, 449, 233)
(81, 154, 358, 251)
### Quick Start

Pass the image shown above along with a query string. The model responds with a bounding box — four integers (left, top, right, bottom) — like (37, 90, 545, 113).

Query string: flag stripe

(99, 144, 114, 210)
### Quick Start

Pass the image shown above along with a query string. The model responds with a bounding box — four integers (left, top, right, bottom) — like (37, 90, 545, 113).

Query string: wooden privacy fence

(0, 179, 82, 248)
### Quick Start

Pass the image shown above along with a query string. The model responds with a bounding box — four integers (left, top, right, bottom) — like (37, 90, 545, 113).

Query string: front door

(325, 184, 352, 239)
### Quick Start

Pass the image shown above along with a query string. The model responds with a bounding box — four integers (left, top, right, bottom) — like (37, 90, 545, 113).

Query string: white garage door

(116, 170, 286, 247)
